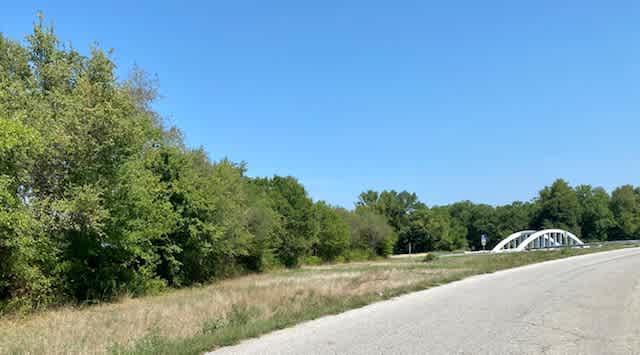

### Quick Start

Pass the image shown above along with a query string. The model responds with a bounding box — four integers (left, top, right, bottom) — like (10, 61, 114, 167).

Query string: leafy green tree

(533, 179, 580, 234)
(171, 152, 255, 284)
(340, 207, 396, 257)
(314, 202, 350, 261)
(448, 201, 498, 250)
(407, 207, 467, 251)
(105, 149, 179, 292)
(253, 176, 318, 267)
(357, 190, 424, 232)
(243, 187, 282, 272)
(0, 119, 58, 311)
(494, 202, 534, 243)
(0, 176, 60, 312)
(357, 190, 426, 252)
(402, 208, 433, 253)
(575, 185, 614, 241)
(610, 185, 640, 240)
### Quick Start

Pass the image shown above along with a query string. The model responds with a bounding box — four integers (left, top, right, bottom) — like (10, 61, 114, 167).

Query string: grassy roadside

(1, 245, 636, 355)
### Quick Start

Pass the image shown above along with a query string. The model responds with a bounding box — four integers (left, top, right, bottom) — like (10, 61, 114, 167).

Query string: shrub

(422, 253, 439, 263)
(301, 255, 323, 266)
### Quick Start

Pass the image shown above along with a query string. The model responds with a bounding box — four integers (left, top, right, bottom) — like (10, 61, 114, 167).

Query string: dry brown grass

(0, 259, 460, 355)
(1, 246, 631, 355)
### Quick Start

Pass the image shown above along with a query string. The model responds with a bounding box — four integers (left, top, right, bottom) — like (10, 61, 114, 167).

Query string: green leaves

(610, 185, 640, 240)
(534, 179, 581, 233)
(576, 185, 615, 241)
(0, 118, 42, 189)
(314, 202, 350, 261)
(252, 176, 318, 267)
(338, 207, 396, 257)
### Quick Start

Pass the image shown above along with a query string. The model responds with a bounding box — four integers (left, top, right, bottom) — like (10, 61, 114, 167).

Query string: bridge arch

(492, 229, 584, 252)
(491, 230, 536, 252)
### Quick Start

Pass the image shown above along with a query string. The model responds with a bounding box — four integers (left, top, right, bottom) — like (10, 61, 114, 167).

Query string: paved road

(210, 248, 640, 355)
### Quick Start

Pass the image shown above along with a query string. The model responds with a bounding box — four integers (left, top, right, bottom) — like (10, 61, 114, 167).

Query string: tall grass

(0, 245, 634, 355)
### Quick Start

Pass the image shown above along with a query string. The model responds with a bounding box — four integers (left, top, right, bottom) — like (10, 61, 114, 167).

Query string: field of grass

(1, 245, 635, 355)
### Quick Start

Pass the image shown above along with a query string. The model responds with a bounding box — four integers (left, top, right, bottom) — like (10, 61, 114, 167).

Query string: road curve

(210, 248, 640, 355)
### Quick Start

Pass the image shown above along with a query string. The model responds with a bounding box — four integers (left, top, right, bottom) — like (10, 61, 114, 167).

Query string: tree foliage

(533, 179, 581, 233)
(610, 185, 640, 240)
(314, 202, 350, 261)
(575, 185, 615, 241)
(339, 207, 396, 257)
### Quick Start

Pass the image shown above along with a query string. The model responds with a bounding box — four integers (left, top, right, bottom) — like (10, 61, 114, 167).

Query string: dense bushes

(341, 207, 396, 257)
(0, 19, 396, 312)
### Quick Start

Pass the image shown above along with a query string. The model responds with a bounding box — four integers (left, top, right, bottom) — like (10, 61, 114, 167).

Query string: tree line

(1, 18, 638, 312)
(358, 179, 640, 254)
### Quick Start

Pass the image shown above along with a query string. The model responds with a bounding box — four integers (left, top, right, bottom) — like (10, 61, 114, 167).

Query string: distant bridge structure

(491, 229, 584, 252)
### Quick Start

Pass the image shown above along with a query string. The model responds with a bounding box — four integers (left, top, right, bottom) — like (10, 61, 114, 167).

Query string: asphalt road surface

(210, 248, 640, 355)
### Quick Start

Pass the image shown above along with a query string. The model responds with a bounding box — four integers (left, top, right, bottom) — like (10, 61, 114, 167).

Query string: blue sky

(2, 1, 639, 208)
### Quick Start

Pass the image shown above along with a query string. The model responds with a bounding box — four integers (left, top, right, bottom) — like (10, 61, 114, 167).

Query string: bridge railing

(492, 229, 584, 252)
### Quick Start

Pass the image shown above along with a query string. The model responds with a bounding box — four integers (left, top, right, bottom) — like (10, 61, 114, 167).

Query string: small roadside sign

(481, 234, 487, 250)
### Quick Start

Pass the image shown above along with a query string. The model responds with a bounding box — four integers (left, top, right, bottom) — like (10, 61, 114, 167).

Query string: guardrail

(392, 240, 640, 258)
(581, 240, 640, 247)
(498, 239, 640, 252)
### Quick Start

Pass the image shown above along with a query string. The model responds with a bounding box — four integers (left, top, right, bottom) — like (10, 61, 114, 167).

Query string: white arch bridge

(491, 229, 584, 252)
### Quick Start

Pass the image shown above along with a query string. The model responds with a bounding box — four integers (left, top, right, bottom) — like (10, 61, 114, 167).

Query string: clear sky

(2, 1, 639, 208)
